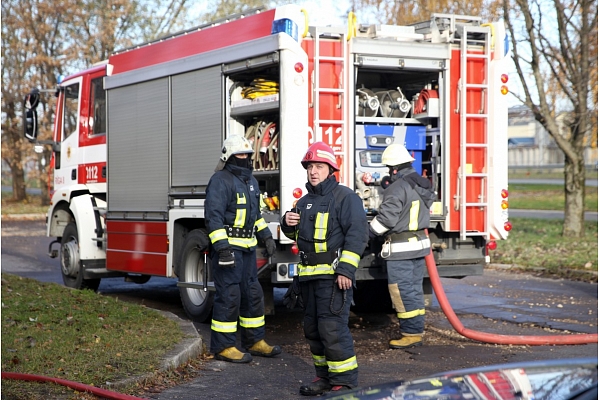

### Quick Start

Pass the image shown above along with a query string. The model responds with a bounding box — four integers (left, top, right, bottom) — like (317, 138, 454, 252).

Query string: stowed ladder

(456, 22, 492, 241)
(308, 25, 351, 187)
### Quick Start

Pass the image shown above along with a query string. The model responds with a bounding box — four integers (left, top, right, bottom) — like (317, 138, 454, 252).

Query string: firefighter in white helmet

(369, 143, 436, 349)
(280, 142, 368, 395)
(205, 135, 281, 363)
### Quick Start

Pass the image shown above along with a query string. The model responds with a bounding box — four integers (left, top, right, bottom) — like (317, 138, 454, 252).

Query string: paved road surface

(1, 219, 597, 400)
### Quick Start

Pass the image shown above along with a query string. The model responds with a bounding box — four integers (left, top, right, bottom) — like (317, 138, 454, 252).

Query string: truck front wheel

(178, 229, 214, 323)
(60, 223, 101, 291)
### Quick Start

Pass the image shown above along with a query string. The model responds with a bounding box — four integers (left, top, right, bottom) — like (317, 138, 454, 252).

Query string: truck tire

(60, 222, 101, 291)
(178, 229, 214, 323)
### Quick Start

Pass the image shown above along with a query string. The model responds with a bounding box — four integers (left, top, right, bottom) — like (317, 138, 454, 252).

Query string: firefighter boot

(246, 339, 282, 357)
(389, 334, 423, 349)
(299, 377, 331, 396)
(215, 347, 252, 363)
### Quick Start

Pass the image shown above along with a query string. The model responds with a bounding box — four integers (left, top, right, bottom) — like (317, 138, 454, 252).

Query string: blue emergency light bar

(272, 18, 298, 42)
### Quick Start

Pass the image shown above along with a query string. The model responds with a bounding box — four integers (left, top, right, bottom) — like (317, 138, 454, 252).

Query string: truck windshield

(90, 78, 106, 135)
(63, 83, 80, 140)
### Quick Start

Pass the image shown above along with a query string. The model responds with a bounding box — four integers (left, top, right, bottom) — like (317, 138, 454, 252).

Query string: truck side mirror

(23, 89, 40, 142)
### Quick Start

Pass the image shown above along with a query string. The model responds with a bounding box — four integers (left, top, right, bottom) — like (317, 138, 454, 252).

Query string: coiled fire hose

(425, 245, 598, 345)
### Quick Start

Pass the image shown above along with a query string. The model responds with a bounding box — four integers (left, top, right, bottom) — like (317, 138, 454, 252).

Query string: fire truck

(23, 5, 511, 321)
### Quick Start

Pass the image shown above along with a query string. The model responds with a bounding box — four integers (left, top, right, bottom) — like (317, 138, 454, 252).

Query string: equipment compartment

(225, 60, 281, 212)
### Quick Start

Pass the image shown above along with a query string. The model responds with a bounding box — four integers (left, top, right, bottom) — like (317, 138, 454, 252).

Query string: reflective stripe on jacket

(205, 163, 270, 252)
(370, 166, 435, 260)
(281, 175, 368, 281)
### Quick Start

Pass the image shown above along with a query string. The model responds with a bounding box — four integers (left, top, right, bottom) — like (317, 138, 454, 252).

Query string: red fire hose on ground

(1, 372, 146, 400)
(425, 251, 598, 345)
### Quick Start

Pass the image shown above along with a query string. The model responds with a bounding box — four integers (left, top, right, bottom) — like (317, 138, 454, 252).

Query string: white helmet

(220, 135, 254, 161)
(215, 135, 254, 171)
(381, 143, 414, 166)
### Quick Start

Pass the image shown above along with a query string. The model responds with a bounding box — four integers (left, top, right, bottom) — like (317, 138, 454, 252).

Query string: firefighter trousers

(301, 278, 358, 387)
(210, 249, 265, 354)
(386, 258, 426, 335)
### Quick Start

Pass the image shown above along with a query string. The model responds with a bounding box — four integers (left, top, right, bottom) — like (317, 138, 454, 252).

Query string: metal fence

(507, 146, 598, 169)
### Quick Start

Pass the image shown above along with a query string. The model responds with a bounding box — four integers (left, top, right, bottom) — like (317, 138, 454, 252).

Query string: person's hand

(265, 237, 276, 257)
(218, 248, 235, 268)
(369, 229, 377, 240)
(336, 274, 352, 290)
(285, 210, 300, 227)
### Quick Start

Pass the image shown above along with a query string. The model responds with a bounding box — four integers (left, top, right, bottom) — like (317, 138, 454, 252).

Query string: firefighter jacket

(206, 163, 272, 252)
(281, 175, 368, 281)
(369, 166, 436, 260)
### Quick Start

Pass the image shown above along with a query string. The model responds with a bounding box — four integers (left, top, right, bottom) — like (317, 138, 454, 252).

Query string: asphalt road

(1, 219, 597, 399)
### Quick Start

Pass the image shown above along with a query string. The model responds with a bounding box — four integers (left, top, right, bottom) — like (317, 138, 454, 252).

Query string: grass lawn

(1, 192, 47, 215)
(1, 273, 186, 399)
(491, 218, 598, 279)
(508, 183, 598, 211)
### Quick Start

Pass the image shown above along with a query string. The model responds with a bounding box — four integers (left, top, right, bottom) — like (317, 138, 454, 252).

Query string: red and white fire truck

(23, 5, 512, 321)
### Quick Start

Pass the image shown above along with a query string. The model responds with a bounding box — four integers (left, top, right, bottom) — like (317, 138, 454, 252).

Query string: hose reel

(356, 88, 380, 117)
(377, 87, 411, 118)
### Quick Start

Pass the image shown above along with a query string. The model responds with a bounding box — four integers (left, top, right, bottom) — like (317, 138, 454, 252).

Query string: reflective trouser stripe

(211, 319, 237, 333)
(397, 308, 426, 319)
(312, 354, 328, 367)
(328, 356, 358, 373)
(239, 315, 265, 329)
(339, 250, 360, 268)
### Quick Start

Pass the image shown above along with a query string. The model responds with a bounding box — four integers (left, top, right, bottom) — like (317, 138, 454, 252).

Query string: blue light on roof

(271, 18, 298, 42)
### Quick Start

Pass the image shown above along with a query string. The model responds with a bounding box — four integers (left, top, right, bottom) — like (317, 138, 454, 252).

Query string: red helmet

(301, 142, 339, 171)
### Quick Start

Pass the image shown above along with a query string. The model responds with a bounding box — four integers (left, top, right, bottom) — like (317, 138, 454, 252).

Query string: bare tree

(349, 0, 491, 25)
(199, 0, 273, 22)
(1, 0, 192, 205)
(503, 0, 598, 237)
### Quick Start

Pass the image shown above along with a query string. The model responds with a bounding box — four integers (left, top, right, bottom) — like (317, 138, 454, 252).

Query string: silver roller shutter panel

(107, 78, 169, 212)
(171, 66, 222, 187)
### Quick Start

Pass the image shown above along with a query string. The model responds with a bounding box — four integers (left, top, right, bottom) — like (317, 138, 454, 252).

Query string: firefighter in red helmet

(281, 142, 368, 395)
(205, 135, 281, 363)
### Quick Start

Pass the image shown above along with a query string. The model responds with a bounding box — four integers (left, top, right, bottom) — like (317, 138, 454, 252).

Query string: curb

(106, 310, 203, 390)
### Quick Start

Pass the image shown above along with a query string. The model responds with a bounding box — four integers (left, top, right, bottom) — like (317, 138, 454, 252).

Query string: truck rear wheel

(60, 223, 101, 291)
(178, 229, 214, 322)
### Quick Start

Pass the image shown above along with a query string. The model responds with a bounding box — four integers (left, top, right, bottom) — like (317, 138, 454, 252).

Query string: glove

(282, 276, 304, 310)
(369, 229, 377, 240)
(264, 237, 276, 257)
(217, 248, 235, 268)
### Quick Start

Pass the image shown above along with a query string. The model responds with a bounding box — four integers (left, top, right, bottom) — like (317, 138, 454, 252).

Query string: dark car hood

(325, 358, 598, 400)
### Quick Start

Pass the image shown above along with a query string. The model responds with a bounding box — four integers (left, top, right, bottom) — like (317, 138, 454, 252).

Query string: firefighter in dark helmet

(281, 142, 368, 396)
(205, 135, 281, 363)
(369, 143, 436, 349)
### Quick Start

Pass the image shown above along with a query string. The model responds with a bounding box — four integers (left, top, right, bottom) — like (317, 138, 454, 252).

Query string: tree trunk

(10, 162, 26, 201)
(38, 151, 51, 205)
(562, 155, 586, 237)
